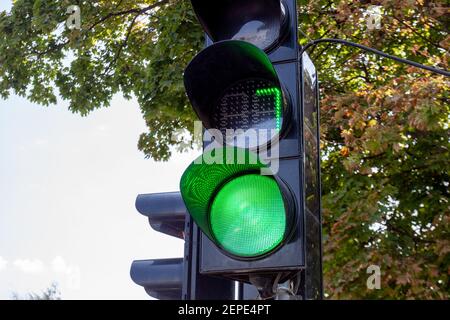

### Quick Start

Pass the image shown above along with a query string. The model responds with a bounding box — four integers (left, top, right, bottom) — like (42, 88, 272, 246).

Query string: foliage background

(0, 0, 448, 299)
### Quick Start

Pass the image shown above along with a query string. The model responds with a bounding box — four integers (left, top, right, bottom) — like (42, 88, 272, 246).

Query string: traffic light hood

(180, 147, 265, 238)
(190, 0, 287, 51)
(183, 40, 286, 130)
(180, 147, 295, 258)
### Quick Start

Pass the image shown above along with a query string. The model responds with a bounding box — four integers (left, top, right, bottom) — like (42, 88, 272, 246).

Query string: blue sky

(0, 1, 198, 299)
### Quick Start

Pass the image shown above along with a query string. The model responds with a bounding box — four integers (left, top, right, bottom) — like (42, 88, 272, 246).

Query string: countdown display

(212, 79, 284, 148)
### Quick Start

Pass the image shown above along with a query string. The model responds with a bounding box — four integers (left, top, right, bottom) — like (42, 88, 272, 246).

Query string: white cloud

(0, 256, 7, 271)
(51, 256, 81, 290)
(13, 259, 45, 274)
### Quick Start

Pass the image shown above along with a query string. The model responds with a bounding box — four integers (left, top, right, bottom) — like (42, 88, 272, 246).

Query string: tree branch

(102, 13, 140, 76)
(35, 41, 70, 58)
(87, 0, 169, 32)
(391, 14, 446, 52)
(33, 0, 169, 58)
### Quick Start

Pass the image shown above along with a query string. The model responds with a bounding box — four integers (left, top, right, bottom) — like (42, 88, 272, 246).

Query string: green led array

(255, 87, 282, 130)
(210, 174, 286, 257)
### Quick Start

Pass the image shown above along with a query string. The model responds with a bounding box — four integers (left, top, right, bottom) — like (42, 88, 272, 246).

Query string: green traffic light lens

(209, 174, 287, 258)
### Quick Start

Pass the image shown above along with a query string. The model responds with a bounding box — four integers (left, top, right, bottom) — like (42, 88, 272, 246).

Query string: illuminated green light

(210, 174, 286, 257)
(256, 87, 282, 130)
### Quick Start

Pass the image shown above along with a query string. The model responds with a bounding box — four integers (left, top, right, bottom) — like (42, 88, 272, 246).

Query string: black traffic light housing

(131, 258, 183, 300)
(131, 0, 322, 300)
(130, 193, 186, 300)
(181, 0, 323, 299)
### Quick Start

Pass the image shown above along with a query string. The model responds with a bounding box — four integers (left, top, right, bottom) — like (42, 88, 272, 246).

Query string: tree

(0, 0, 448, 299)
(12, 283, 61, 300)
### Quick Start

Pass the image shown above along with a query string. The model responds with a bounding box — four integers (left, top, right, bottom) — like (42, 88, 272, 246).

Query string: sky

(0, 0, 198, 300)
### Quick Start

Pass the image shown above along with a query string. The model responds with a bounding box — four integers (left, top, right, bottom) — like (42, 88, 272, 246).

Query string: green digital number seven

(255, 87, 282, 131)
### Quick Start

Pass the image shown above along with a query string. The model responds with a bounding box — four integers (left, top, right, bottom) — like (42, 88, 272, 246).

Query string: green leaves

(299, 0, 449, 299)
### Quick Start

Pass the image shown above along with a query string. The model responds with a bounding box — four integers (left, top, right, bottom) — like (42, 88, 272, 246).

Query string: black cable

(300, 38, 450, 77)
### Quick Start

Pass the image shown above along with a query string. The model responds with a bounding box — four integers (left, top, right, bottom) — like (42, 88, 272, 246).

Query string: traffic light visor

(180, 147, 293, 258)
(184, 40, 290, 149)
(191, 0, 287, 51)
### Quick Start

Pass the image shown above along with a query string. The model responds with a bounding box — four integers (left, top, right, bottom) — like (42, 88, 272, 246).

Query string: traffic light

(130, 192, 235, 300)
(131, 258, 183, 300)
(130, 192, 185, 300)
(181, 0, 322, 299)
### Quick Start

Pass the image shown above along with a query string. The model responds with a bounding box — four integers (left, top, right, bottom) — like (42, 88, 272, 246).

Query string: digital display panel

(212, 78, 284, 148)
